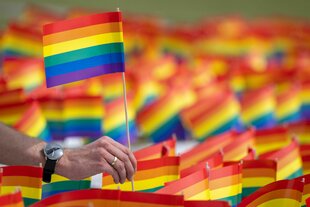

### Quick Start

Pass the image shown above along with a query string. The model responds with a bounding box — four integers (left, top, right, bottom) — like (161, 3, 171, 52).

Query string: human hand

(56, 136, 137, 184)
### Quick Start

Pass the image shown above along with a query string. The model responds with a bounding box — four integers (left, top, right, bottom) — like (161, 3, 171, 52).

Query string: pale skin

(0, 122, 137, 184)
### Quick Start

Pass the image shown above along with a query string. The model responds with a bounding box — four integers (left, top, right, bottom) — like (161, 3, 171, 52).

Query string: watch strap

(43, 159, 57, 183)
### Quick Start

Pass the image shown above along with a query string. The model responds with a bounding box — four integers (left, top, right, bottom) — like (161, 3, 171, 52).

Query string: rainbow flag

(156, 168, 209, 200)
(100, 73, 124, 102)
(0, 101, 31, 126)
(180, 151, 223, 178)
(181, 92, 241, 141)
(102, 157, 179, 192)
(0, 88, 25, 105)
(103, 96, 138, 144)
(241, 160, 277, 198)
(2, 23, 42, 58)
(300, 82, 310, 120)
(1, 166, 42, 206)
(137, 91, 184, 142)
(120, 191, 183, 207)
(294, 174, 310, 207)
(31, 189, 120, 207)
(275, 86, 301, 123)
(240, 86, 276, 129)
(242, 148, 256, 160)
(0, 191, 24, 207)
(300, 145, 310, 175)
(180, 131, 235, 171)
(134, 137, 176, 161)
(260, 139, 303, 180)
(63, 95, 103, 138)
(184, 200, 230, 207)
(13, 102, 51, 141)
(42, 174, 91, 199)
(42, 11, 125, 87)
(0, 76, 7, 93)
(254, 125, 291, 155)
(223, 129, 255, 162)
(209, 164, 242, 207)
(238, 179, 304, 207)
(288, 121, 310, 144)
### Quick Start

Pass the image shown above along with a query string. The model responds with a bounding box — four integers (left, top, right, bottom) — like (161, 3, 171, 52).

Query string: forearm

(0, 122, 46, 167)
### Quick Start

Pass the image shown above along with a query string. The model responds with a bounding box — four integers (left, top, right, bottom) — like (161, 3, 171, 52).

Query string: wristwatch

(43, 143, 64, 183)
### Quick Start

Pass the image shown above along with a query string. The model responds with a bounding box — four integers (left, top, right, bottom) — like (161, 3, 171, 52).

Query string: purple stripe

(46, 62, 124, 87)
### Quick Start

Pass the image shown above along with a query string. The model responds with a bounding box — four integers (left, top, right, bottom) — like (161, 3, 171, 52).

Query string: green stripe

(23, 197, 39, 207)
(43, 180, 91, 192)
(217, 194, 242, 207)
(286, 168, 303, 180)
(242, 187, 259, 198)
(277, 111, 300, 124)
(139, 186, 163, 192)
(44, 42, 124, 67)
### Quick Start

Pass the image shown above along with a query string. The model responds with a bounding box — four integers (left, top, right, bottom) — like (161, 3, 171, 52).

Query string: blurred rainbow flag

(300, 82, 310, 120)
(0, 101, 31, 126)
(13, 102, 51, 141)
(102, 157, 179, 192)
(42, 11, 125, 87)
(294, 174, 310, 207)
(0, 191, 24, 207)
(239, 179, 303, 207)
(0, 88, 25, 105)
(1, 166, 42, 206)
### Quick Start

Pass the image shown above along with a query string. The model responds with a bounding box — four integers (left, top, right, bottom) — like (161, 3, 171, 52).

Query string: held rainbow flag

(42, 11, 125, 87)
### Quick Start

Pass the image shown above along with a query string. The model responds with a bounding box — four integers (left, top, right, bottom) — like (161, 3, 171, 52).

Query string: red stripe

(243, 160, 277, 169)
(210, 164, 241, 179)
(3, 166, 42, 178)
(0, 191, 23, 205)
(120, 191, 183, 205)
(43, 12, 122, 35)
(260, 139, 298, 160)
(255, 125, 287, 137)
(31, 189, 120, 206)
(224, 129, 254, 152)
(137, 156, 179, 171)
(13, 102, 40, 129)
(184, 200, 230, 207)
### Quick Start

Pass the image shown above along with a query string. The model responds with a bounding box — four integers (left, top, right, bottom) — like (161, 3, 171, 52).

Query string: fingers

(106, 137, 137, 172)
(106, 145, 135, 182)
(101, 159, 120, 184)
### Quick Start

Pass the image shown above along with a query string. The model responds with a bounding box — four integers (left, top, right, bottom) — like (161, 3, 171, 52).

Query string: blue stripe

(286, 168, 303, 179)
(277, 112, 301, 124)
(46, 52, 125, 78)
(249, 113, 276, 129)
(105, 121, 138, 144)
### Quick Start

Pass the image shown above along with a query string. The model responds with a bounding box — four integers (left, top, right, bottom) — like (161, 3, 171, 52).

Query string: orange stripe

(210, 174, 240, 189)
(304, 184, 310, 194)
(121, 202, 182, 207)
(2, 201, 24, 207)
(48, 199, 118, 207)
(243, 169, 276, 178)
(43, 22, 122, 46)
(103, 166, 178, 184)
(278, 149, 300, 169)
(182, 179, 208, 199)
(246, 189, 302, 207)
(2, 176, 42, 188)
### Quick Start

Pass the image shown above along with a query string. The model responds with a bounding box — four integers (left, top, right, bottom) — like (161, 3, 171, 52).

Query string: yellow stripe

(301, 193, 310, 207)
(104, 109, 135, 131)
(0, 114, 22, 126)
(102, 175, 178, 191)
(64, 107, 102, 119)
(43, 32, 123, 57)
(277, 158, 302, 180)
(257, 198, 300, 207)
(210, 183, 242, 200)
(140, 97, 181, 134)
(242, 98, 275, 124)
(256, 140, 291, 155)
(24, 115, 46, 137)
(3, 34, 42, 56)
(193, 100, 239, 138)
(42, 110, 63, 121)
(276, 96, 300, 119)
(1, 186, 41, 200)
(300, 90, 310, 103)
(43, 174, 91, 184)
(187, 190, 210, 201)
(242, 177, 275, 188)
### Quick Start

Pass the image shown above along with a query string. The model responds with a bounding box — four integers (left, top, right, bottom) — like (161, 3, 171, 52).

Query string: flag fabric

(275, 86, 301, 123)
(42, 174, 91, 199)
(63, 95, 103, 138)
(209, 164, 242, 207)
(100, 73, 124, 102)
(13, 102, 51, 141)
(238, 179, 304, 207)
(288, 121, 310, 145)
(134, 137, 176, 161)
(240, 86, 276, 129)
(180, 151, 223, 178)
(241, 160, 277, 198)
(300, 82, 310, 120)
(1, 166, 43, 206)
(0, 191, 24, 207)
(120, 191, 184, 207)
(222, 129, 255, 162)
(0, 101, 31, 126)
(300, 145, 310, 175)
(42, 11, 125, 87)
(156, 168, 209, 200)
(0, 88, 25, 105)
(31, 189, 120, 207)
(180, 131, 235, 171)
(181, 92, 241, 141)
(294, 174, 310, 207)
(254, 125, 291, 155)
(184, 200, 230, 207)
(102, 156, 179, 192)
(242, 148, 256, 160)
(259, 139, 303, 180)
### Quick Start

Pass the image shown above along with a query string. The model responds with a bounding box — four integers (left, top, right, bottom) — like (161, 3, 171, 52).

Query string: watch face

(44, 143, 64, 160)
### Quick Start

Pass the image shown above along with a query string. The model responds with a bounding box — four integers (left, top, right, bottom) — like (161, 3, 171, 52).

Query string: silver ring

(111, 156, 118, 166)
